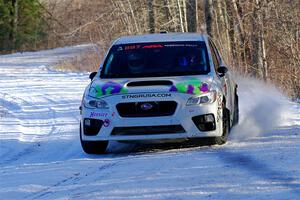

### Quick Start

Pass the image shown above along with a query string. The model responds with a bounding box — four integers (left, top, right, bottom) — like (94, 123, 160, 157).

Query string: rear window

(101, 41, 210, 78)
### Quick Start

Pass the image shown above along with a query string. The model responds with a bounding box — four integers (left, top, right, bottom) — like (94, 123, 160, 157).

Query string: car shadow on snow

(219, 101, 300, 195)
(218, 121, 300, 196)
(106, 138, 215, 155)
(216, 148, 300, 196)
(0, 137, 211, 166)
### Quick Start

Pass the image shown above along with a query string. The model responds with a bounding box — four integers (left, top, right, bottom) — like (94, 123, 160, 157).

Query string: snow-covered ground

(0, 46, 299, 200)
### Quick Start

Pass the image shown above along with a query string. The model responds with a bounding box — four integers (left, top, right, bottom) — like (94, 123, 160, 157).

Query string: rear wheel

(80, 124, 108, 154)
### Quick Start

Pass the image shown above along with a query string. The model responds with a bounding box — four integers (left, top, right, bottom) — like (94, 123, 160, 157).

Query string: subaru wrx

(80, 33, 239, 154)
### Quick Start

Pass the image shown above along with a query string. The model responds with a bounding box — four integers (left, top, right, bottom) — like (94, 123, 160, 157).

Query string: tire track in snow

(26, 162, 119, 200)
(0, 45, 91, 165)
(0, 143, 41, 165)
(0, 92, 58, 165)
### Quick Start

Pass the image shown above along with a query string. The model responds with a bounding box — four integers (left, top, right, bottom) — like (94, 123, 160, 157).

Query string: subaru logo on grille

(141, 103, 153, 110)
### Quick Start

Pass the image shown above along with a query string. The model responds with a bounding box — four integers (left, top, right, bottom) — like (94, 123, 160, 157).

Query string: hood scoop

(127, 80, 173, 87)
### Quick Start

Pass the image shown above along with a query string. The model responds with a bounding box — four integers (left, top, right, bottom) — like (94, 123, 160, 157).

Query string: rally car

(79, 33, 239, 154)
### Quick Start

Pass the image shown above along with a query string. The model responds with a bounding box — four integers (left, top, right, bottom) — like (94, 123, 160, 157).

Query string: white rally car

(80, 33, 239, 154)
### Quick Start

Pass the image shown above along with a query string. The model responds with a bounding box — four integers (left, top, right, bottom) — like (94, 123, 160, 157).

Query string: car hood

(88, 76, 214, 98)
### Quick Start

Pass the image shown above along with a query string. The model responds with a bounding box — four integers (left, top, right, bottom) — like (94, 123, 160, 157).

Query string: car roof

(114, 33, 208, 45)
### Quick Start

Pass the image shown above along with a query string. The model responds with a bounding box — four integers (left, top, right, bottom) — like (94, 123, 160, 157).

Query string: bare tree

(186, 0, 198, 32)
(251, 0, 268, 80)
(147, 0, 155, 33)
(176, 0, 185, 32)
(204, 0, 214, 36)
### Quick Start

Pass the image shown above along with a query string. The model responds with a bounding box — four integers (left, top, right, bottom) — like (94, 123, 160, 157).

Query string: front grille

(111, 125, 185, 136)
(116, 101, 177, 117)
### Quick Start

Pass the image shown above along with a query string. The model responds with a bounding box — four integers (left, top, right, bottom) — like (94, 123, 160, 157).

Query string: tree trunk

(176, 0, 185, 32)
(8, 0, 18, 50)
(225, 1, 237, 68)
(164, 0, 178, 32)
(162, 0, 174, 31)
(251, 0, 267, 80)
(260, 28, 268, 80)
(231, 0, 249, 73)
(215, 0, 231, 64)
(182, 0, 188, 32)
(127, 0, 140, 33)
(204, 0, 214, 36)
(186, 0, 198, 32)
(147, 0, 155, 33)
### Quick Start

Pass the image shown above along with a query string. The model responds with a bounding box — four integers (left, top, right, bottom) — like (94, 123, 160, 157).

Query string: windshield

(101, 41, 210, 78)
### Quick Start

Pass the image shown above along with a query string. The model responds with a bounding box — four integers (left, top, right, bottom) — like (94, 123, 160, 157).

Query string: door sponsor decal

(217, 94, 222, 122)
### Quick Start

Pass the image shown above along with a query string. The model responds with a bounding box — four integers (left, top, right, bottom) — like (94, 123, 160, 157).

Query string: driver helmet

(127, 53, 144, 73)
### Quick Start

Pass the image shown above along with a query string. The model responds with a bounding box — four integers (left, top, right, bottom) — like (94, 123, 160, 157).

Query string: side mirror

(89, 72, 97, 81)
(217, 66, 228, 77)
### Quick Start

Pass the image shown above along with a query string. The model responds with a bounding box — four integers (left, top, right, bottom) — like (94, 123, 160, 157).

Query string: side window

(211, 40, 222, 64)
(208, 40, 219, 72)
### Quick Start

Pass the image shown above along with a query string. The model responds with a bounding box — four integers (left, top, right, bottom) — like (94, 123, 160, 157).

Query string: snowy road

(0, 46, 299, 200)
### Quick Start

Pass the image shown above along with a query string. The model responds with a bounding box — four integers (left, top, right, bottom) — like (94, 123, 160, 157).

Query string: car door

(208, 39, 233, 111)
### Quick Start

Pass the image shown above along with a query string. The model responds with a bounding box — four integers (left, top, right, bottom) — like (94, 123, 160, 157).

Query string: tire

(210, 107, 230, 145)
(233, 92, 239, 126)
(80, 124, 108, 154)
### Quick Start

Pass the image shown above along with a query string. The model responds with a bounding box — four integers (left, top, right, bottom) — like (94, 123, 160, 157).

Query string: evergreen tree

(0, 0, 45, 52)
(0, 1, 11, 51)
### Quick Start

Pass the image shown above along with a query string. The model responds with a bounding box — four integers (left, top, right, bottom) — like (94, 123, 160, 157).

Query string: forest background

(0, 0, 299, 99)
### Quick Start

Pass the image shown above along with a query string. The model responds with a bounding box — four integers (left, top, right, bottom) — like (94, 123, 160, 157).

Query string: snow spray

(230, 75, 291, 141)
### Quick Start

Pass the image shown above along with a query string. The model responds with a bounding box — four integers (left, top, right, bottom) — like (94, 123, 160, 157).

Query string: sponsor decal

(90, 82, 128, 97)
(164, 44, 198, 47)
(90, 112, 108, 118)
(224, 84, 227, 96)
(216, 94, 222, 122)
(122, 93, 172, 99)
(103, 119, 110, 127)
(143, 44, 164, 49)
(169, 78, 210, 95)
(124, 45, 141, 50)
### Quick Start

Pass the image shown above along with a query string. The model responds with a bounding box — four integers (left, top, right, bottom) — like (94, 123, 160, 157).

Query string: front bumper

(80, 93, 223, 142)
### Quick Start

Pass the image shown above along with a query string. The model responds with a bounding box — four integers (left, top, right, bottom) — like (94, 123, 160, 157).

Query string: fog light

(83, 118, 103, 136)
(84, 119, 91, 126)
(204, 114, 214, 122)
(192, 114, 216, 132)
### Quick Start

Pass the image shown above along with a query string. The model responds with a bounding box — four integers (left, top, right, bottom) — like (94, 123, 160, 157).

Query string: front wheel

(233, 93, 239, 126)
(80, 124, 108, 154)
(210, 108, 230, 145)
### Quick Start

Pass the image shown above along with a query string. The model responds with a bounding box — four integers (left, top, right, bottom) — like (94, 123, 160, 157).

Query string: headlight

(186, 91, 217, 106)
(83, 96, 109, 109)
